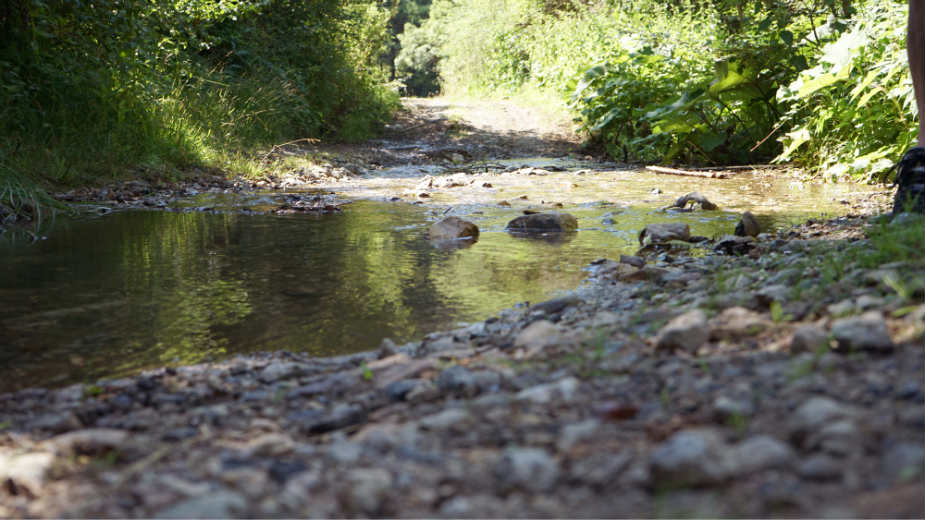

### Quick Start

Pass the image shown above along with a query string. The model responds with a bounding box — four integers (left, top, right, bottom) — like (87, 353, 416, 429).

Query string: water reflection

(0, 180, 871, 392)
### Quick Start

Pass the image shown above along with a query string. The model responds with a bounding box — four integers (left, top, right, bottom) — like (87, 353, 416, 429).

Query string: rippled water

(0, 166, 875, 391)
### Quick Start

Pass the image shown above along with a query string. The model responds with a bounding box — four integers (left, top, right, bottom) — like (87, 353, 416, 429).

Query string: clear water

(0, 167, 874, 392)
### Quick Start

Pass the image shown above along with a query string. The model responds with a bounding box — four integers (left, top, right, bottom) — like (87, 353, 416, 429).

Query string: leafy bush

(775, 2, 915, 181)
(0, 0, 398, 201)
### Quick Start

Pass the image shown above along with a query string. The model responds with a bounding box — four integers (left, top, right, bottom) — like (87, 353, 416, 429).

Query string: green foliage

(410, 0, 915, 174)
(0, 0, 398, 207)
(775, 2, 915, 181)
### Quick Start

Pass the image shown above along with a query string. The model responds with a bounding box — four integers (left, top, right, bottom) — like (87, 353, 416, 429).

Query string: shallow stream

(0, 163, 876, 391)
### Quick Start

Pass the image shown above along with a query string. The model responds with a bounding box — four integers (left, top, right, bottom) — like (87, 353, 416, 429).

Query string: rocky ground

(1, 98, 923, 518)
(1, 208, 923, 517)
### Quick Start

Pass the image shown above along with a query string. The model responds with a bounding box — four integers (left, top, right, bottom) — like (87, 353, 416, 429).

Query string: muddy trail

(1, 98, 923, 518)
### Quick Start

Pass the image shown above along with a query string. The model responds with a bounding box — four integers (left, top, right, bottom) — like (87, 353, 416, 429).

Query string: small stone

(429, 216, 479, 241)
(378, 338, 398, 359)
(156, 490, 247, 518)
(557, 419, 600, 451)
(418, 408, 471, 430)
(495, 447, 559, 492)
(827, 299, 856, 317)
(754, 284, 790, 306)
(709, 306, 768, 341)
(789, 397, 854, 443)
(656, 310, 709, 352)
(734, 211, 760, 237)
(436, 365, 478, 397)
(516, 377, 579, 404)
(882, 442, 925, 483)
(810, 419, 860, 456)
(514, 320, 561, 354)
(727, 436, 795, 476)
(713, 395, 754, 421)
(790, 324, 829, 353)
(797, 454, 843, 481)
(385, 379, 421, 401)
(341, 468, 393, 515)
(259, 362, 309, 383)
(529, 296, 581, 316)
(831, 311, 894, 352)
(246, 433, 295, 457)
(649, 428, 731, 486)
(620, 255, 645, 268)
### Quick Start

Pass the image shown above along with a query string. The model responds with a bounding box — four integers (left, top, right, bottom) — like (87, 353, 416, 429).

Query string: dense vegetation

(403, 0, 916, 178)
(0, 0, 400, 215)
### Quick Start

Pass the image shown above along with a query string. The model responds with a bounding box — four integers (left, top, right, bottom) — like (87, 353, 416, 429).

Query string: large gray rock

(649, 429, 732, 485)
(656, 310, 709, 352)
(506, 212, 578, 233)
(495, 447, 560, 492)
(831, 311, 894, 352)
(429, 216, 479, 241)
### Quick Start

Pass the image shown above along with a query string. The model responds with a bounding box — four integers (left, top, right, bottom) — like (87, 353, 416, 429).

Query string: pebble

(341, 468, 393, 515)
(709, 306, 768, 341)
(418, 408, 471, 430)
(436, 365, 479, 397)
(797, 454, 843, 481)
(831, 311, 894, 352)
(789, 397, 854, 443)
(495, 447, 560, 492)
(790, 324, 829, 353)
(656, 310, 709, 352)
(156, 490, 247, 518)
(557, 419, 600, 451)
(514, 320, 561, 354)
(516, 377, 579, 404)
(649, 429, 731, 485)
(727, 435, 795, 475)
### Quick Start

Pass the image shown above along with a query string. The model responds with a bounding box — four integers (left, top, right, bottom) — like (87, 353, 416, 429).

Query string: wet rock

(734, 211, 760, 237)
(495, 447, 560, 492)
(668, 192, 718, 211)
(620, 255, 645, 268)
(831, 311, 894, 352)
(714, 235, 756, 255)
(0, 452, 55, 495)
(709, 307, 768, 341)
(638, 223, 690, 246)
(727, 436, 795, 475)
(529, 296, 582, 316)
(437, 365, 478, 397)
(429, 216, 479, 241)
(506, 212, 578, 233)
(656, 310, 709, 352)
(797, 454, 843, 481)
(156, 490, 247, 518)
(649, 429, 731, 486)
(790, 324, 829, 353)
(341, 468, 393, 515)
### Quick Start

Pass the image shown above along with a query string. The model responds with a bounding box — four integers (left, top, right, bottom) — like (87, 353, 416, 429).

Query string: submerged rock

(666, 192, 719, 211)
(429, 216, 479, 241)
(638, 222, 690, 245)
(506, 212, 578, 233)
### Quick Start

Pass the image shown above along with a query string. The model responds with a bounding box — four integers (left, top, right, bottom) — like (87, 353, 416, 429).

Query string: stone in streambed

(506, 212, 578, 233)
(734, 211, 760, 237)
(429, 216, 479, 241)
(495, 447, 560, 492)
(649, 429, 731, 486)
(638, 223, 690, 246)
